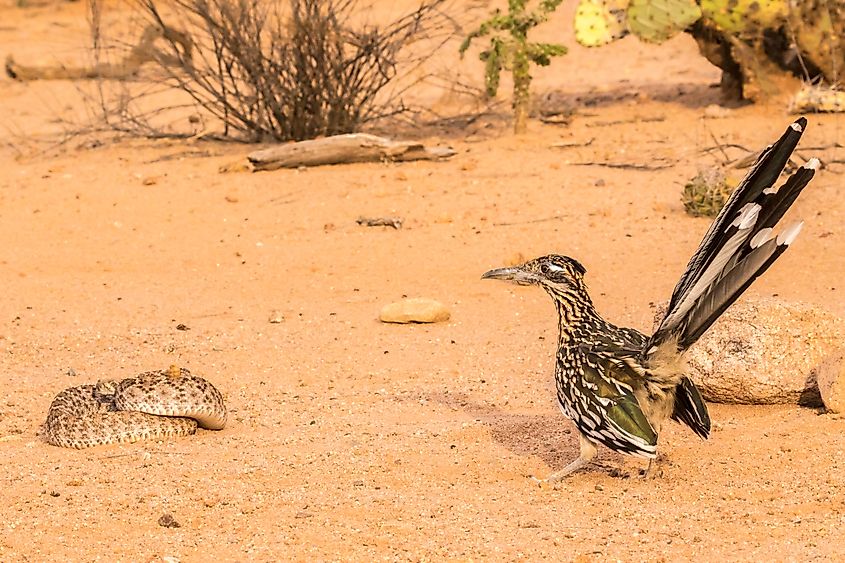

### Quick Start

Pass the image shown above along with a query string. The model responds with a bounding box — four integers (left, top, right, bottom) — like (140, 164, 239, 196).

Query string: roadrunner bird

(483, 118, 819, 480)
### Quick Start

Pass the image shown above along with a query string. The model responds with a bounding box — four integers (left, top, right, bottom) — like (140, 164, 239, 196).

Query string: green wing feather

(581, 352, 658, 448)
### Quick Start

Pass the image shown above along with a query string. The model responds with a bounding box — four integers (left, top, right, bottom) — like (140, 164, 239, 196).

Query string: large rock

(653, 298, 845, 405)
(817, 349, 845, 414)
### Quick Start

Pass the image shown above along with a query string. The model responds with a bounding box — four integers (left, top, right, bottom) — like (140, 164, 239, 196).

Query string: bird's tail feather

(671, 376, 710, 438)
(647, 118, 817, 355)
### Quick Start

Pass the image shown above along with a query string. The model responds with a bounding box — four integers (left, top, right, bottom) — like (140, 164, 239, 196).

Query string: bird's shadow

(424, 391, 631, 477)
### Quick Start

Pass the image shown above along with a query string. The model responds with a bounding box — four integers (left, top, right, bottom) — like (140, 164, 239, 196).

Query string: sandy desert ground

(1, 1, 845, 560)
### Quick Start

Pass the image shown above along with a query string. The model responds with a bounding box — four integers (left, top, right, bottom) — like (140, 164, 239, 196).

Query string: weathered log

(247, 133, 456, 171)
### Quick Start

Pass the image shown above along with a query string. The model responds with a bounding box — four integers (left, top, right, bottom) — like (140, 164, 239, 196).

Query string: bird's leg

(534, 433, 597, 483)
(642, 452, 668, 478)
(642, 421, 663, 478)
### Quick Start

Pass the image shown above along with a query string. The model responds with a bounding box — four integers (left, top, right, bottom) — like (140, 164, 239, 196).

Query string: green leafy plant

(460, 0, 567, 133)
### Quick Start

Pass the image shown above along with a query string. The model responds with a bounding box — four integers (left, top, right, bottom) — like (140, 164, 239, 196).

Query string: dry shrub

(94, 0, 449, 141)
(682, 167, 734, 218)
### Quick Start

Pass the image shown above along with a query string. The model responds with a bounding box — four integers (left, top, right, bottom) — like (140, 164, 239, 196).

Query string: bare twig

(588, 115, 666, 127)
(571, 161, 674, 170)
(494, 214, 568, 227)
(705, 125, 731, 165)
(550, 138, 595, 149)
(699, 143, 751, 155)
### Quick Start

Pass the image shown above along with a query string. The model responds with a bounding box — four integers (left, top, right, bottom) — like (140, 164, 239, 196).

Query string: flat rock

(379, 298, 450, 324)
(653, 298, 845, 405)
(817, 349, 845, 413)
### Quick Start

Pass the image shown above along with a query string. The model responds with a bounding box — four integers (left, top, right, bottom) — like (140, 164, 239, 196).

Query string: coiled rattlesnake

(42, 366, 227, 448)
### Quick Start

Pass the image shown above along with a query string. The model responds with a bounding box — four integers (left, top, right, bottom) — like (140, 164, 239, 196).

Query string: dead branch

(570, 161, 674, 171)
(247, 133, 456, 171)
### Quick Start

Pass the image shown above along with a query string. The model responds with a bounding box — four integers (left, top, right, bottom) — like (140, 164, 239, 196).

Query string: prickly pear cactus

(787, 1, 845, 81)
(699, 0, 787, 34)
(627, 0, 701, 43)
(574, 0, 629, 47)
(569, 0, 845, 105)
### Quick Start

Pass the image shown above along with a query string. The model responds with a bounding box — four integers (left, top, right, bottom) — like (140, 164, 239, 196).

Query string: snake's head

(93, 379, 119, 401)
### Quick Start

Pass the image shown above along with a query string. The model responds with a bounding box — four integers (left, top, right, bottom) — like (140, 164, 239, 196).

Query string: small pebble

(158, 514, 181, 528)
(218, 160, 251, 173)
(379, 298, 450, 324)
(268, 310, 284, 324)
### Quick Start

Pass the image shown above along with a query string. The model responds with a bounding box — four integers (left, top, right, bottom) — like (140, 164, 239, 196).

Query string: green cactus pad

(574, 0, 630, 47)
(627, 0, 701, 44)
(699, 0, 787, 34)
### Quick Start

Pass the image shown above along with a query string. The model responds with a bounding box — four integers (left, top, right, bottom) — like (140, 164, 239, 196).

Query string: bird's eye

(541, 262, 563, 275)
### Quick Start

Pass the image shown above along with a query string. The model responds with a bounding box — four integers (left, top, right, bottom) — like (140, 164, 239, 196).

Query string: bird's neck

(548, 287, 607, 345)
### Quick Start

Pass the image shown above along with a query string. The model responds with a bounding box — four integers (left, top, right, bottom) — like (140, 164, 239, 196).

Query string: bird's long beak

(481, 266, 537, 285)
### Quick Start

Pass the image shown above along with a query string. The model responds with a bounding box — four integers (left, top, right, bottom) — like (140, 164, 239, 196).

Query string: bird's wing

(581, 341, 711, 441)
(565, 349, 657, 458)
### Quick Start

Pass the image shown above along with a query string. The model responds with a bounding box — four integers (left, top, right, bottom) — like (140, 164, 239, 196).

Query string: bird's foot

(639, 467, 664, 479)
(529, 475, 558, 489)
(639, 457, 666, 479)
(531, 434, 599, 486)
(531, 455, 593, 485)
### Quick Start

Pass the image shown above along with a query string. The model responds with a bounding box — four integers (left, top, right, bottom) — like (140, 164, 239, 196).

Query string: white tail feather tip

(777, 222, 804, 245)
(731, 202, 761, 229)
(791, 121, 804, 133)
(750, 227, 774, 249)
(805, 157, 820, 171)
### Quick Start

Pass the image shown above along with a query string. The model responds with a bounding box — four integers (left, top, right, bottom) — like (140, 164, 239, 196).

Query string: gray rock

(817, 349, 845, 413)
(653, 298, 845, 405)
(379, 298, 450, 324)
